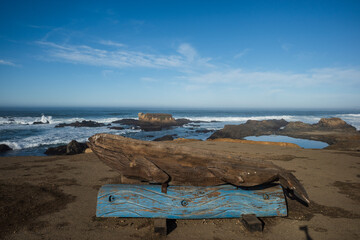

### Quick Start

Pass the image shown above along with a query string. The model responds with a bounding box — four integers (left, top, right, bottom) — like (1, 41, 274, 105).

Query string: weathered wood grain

(96, 184, 287, 219)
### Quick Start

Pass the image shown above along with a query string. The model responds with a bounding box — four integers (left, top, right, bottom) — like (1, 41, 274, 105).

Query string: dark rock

(0, 144, 12, 153)
(55, 120, 106, 128)
(66, 140, 88, 155)
(44, 145, 67, 155)
(175, 118, 192, 125)
(45, 140, 88, 155)
(108, 126, 125, 130)
(189, 124, 200, 127)
(140, 125, 163, 131)
(153, 135, 175, 141)
(209, 119, 288, 140)
(33, 121, 49, 125)
(112, 119, 139, 125)
(195, 129, 214, 133)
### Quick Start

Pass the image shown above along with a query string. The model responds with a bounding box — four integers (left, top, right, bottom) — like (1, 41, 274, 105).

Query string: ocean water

(0, 107, 359, 156)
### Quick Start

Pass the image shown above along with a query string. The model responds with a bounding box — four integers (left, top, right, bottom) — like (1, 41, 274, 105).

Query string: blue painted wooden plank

(96, 184, 287, 219)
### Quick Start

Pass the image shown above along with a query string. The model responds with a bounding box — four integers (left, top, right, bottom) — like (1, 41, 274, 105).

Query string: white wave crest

(0, 141, 21, 150)
(184, 115, 321, 123)
(39, 114, 53, 123)
(0, 114, 54, 125)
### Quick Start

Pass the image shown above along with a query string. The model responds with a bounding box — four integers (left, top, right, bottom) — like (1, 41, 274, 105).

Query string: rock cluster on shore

(55, 120, 108, 128)
(32, 121, 49, 125)
(209, 117, 360, 151)
(112, 113, 191, 131)
(0, 144, 12, 153)
(44, 140, 88, 155)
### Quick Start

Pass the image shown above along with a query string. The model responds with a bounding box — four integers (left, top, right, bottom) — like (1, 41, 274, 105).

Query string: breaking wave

(183, 115, 322, 124)
(0, 114, 54, 125)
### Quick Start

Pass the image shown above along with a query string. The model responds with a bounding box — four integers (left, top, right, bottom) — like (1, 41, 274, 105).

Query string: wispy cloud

(37, 40, 212, 70)
(234, 48, 251, 59)
(187, 67, 360, 87)
(177, 43, 197, 62)
(0, 59, 17, 67)
(99, 40, 126, 48)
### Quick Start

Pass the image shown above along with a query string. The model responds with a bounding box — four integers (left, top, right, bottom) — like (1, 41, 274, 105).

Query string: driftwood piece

(95, 184, 287, 218)
(88, 133, 310, 204)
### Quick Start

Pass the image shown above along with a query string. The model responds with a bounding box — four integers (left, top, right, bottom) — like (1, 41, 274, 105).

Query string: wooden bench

(96, 184, 287, 235)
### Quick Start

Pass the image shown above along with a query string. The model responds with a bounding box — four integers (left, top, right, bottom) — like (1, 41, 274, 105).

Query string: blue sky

(0, 0, 359, 108)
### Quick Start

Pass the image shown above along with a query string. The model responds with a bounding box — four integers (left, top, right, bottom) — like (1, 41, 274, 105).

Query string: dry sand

(1, 141, 359, 240)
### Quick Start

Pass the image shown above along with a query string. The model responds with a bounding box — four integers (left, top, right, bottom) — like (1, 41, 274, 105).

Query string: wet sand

(1, 141, 359, 240)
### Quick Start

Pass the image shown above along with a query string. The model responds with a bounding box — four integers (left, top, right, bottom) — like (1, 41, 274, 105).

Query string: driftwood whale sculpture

(88, 133, 310, 204)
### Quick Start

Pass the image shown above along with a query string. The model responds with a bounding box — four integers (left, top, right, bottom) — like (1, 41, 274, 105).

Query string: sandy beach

(1, 141, 359, 240)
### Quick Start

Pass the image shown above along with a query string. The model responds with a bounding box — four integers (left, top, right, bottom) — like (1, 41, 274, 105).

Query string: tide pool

(244, 135, 329, 149)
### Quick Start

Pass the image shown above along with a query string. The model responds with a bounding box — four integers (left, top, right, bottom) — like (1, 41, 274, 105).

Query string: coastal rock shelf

(55, 120, 108, 128)
(112, 113, 192, 131)
(209, 118, 360, 151)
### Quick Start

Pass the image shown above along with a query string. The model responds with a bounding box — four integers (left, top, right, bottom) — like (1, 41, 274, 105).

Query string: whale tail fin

(279, 171, 310, 205)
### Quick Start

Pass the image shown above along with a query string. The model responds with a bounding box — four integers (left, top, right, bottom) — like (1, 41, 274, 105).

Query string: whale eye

(237, 176, 244, 183)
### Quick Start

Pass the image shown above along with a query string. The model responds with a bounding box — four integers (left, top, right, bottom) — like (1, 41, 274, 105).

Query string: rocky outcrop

(153, 135, 176, 141)
(0, 144, 12, 153)
(33, 121, 49, 125)
(112, 113, 191, 132)
(208, 119, 288, 140)
(279, 118, 360, 150)
(55, 120, 107, 128)
(317, 118, 356, 129)
(108, 126, 125, 130)
(45, 140, 88, 155)
(209, 118, 360, 151)
(138, 112, 175, 123)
